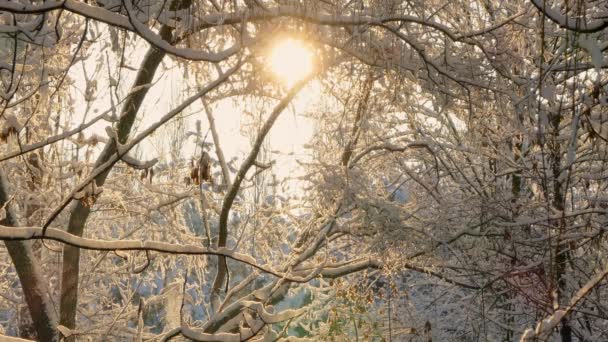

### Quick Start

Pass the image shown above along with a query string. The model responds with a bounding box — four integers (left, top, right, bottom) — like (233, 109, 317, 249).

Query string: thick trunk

(0, 171, 58, 341)
(59, 24, 173, 336)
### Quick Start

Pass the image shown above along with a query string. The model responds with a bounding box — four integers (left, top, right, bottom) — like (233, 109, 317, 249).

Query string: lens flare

(269, 39, 313, 86)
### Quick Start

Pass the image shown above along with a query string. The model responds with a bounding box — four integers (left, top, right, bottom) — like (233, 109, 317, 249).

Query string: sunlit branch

(189, 5, 520, 43)
(380, 24, 497, 92)
(42, 61, 243, 233)
(122, 0, 243, 62)
(202, 100, 232, 188)
(58, 17, 183, 331)
(530, 0, 608, 33)
(218, 272, 258, 313)
(341, 73, 374, 167)
(0, 0, 242, 62)
(160, 311, 266, 342)
(522, 264, 608, 340)
(0, 1, 522, 63)
(348, 141, 430, 167)
(120, 154, 158, 170)
(0, 225, 317, 283)
(0, 98, 127, 162)
(213, 69, 320, 295)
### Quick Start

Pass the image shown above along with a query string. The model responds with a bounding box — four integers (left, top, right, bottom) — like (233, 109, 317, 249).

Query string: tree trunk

(0, 171, 58, 341)
(59, 24, 173, 337)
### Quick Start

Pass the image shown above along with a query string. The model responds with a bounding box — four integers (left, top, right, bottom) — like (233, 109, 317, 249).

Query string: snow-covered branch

(213, 70, 318, 293)
(42, 60, 243, 232)
(531, 0, 608, 33)
(521, 264, 608, 341)
(0, 224, 322, 283)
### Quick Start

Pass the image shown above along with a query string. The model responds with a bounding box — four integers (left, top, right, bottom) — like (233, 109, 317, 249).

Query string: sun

(269, 39, 314, 86)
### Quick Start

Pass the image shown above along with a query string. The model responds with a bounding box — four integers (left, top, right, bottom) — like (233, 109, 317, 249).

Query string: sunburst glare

(269, 39, 314, 86)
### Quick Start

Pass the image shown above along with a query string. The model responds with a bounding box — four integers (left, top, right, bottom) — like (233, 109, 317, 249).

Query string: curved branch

(0, 102, 121, 162)
(122, 0, 242, 62)
(213, 71, 317, 295)
(43, 60, 242, 232)
(56, 29, 238, 331)
(522, 264, 608, 340)
(531, 0, 608, 33)
(1, 1, 522, 61)
(58, 19, 177, 333)
(0, 225, 315, 283)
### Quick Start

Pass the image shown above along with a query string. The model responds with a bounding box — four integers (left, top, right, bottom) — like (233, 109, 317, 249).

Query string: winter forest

(1, 0, 608, 341)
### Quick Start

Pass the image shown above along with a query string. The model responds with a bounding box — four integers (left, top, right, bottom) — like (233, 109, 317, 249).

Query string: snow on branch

(122, 0, 243, 62)
(120, 154, 158, 170)
(161, 315, 265, 342)
(0, 0, 522, 63)
(349, 141, 430, 167)
(213, 70, 320, 294)
(0, 109, 111, 162)
(0, 224, 316, 283)
(521, 264, 608, 341)
(0, 334, 33, 342)
(531, 0, 608, 33)
(0, 0, 241, 62)
(190, 5, 519, 43)
(0, 0, 133, 29)
(42, 61, 243, 232)
(241, 301, 305, 324)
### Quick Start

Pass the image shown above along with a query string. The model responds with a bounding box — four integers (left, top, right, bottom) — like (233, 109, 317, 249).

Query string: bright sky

(70, 31, 319, 188)
(269, 39, 314, 87)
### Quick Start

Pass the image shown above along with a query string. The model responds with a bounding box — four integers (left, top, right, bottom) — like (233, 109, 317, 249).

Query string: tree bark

(0, 171, 58, 341)
(59, 24, 174, 337)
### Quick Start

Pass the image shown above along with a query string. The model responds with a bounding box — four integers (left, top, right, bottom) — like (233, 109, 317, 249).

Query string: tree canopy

(1, 0, 608, 341)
